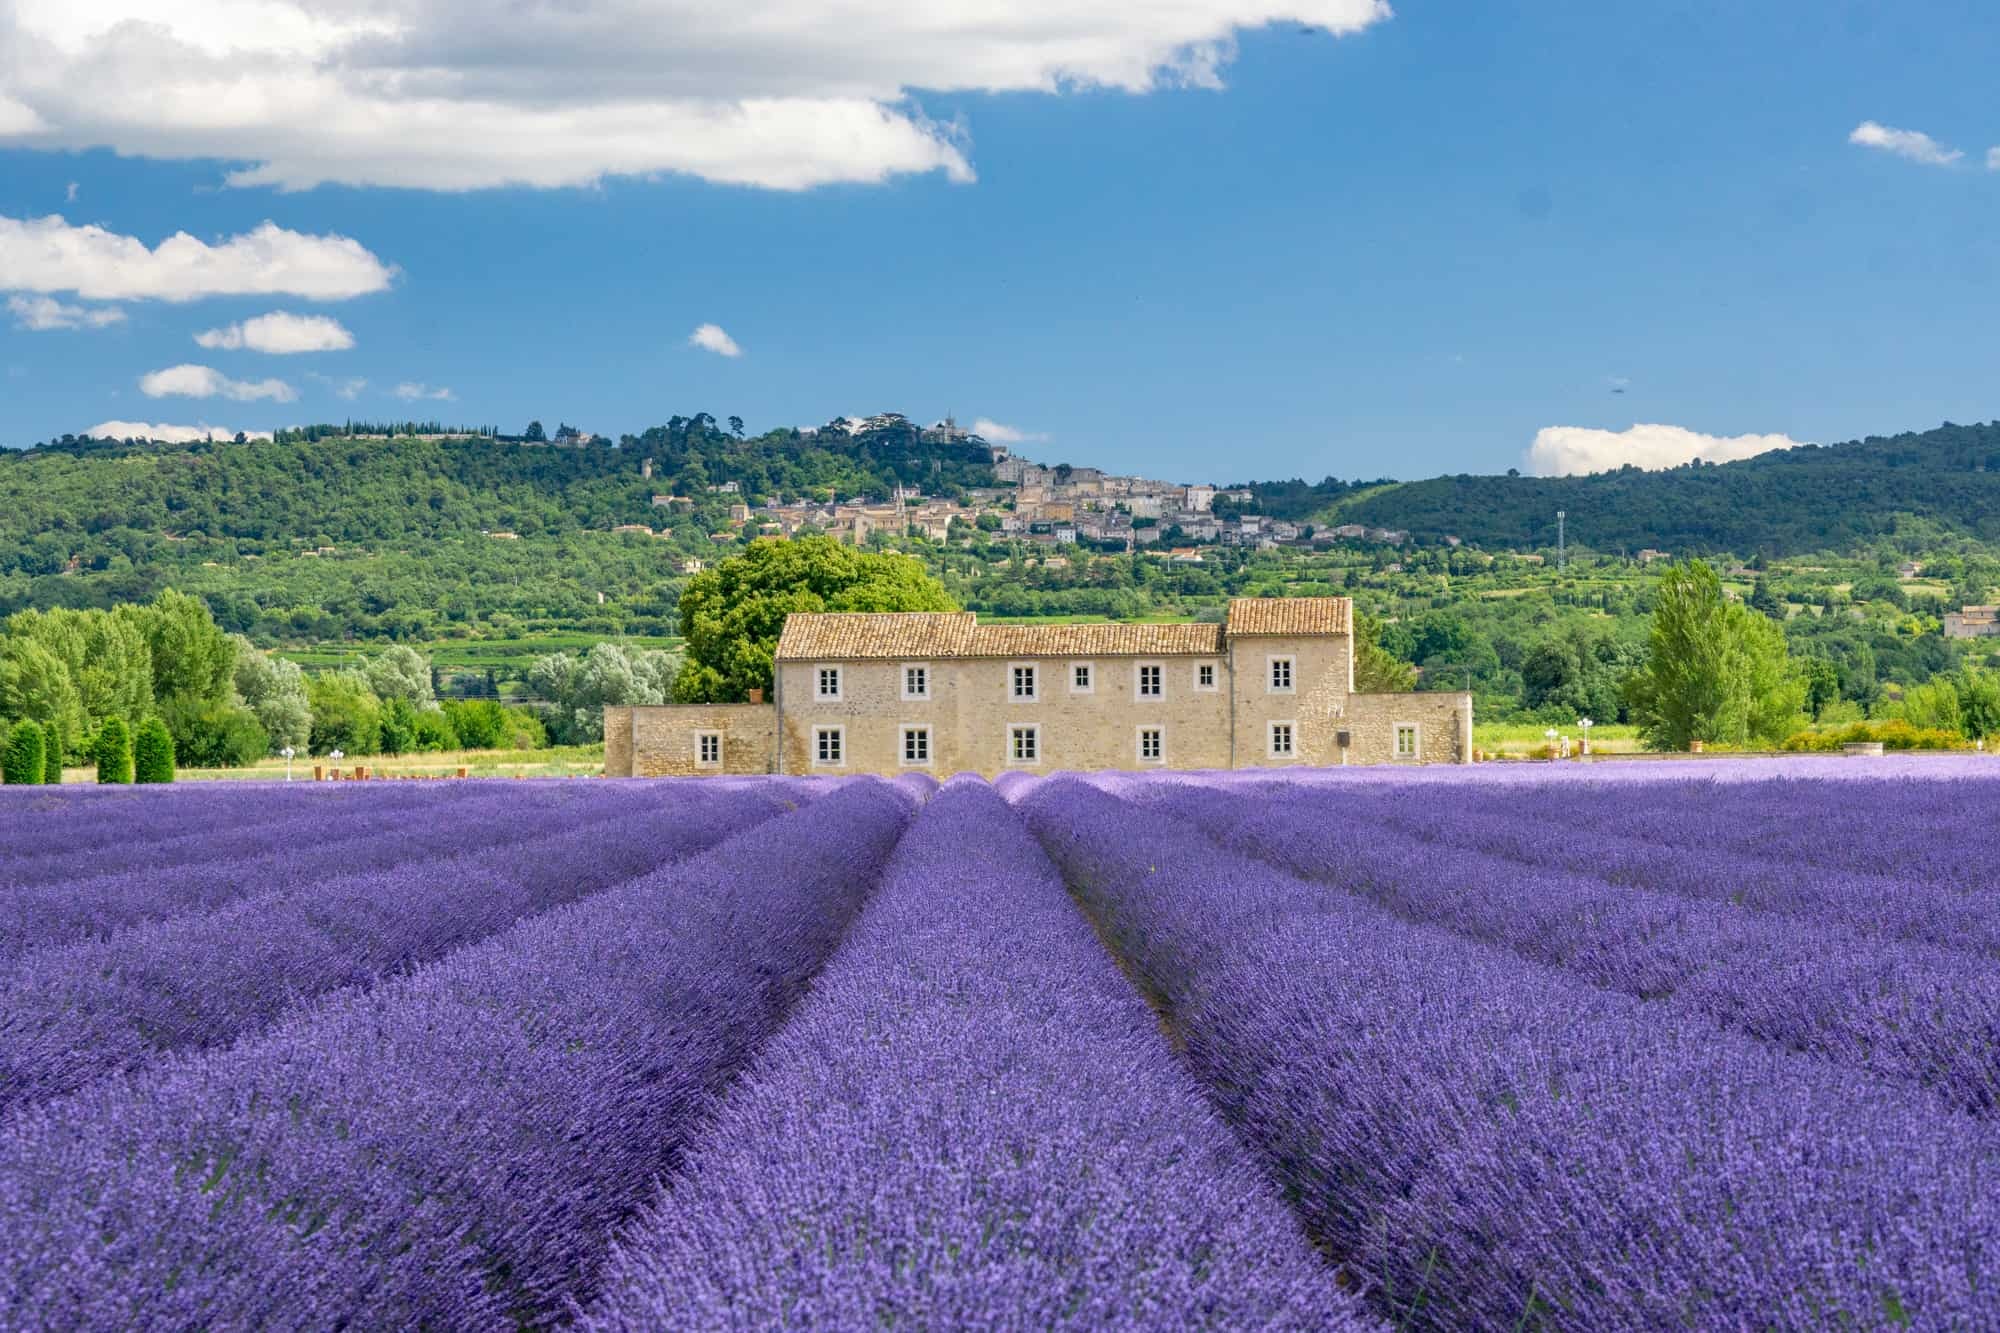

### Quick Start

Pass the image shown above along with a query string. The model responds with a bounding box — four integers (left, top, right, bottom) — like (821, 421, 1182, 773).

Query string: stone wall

(1228, 632, 1352, 768)
(1345, 691, 1473, 766)
(778, 655, 1235, 778)
(603, 704, 777, 777)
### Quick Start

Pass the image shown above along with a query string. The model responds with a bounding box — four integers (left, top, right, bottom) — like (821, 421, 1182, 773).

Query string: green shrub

(95, 718, 134, 784)
(41, 720, 63, 784)
(133, 717, 176, 784)
(1780, 719, 1970, 752)
(443, 699, 507, 749)
(307, 670, 382, 756)
(410, 709, 459, 752)
(161, 695, 270, 769)
(4, 721, 45, 784)
(378, 698, 416, 756)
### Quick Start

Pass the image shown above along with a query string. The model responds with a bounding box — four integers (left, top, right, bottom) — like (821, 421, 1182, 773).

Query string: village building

(606, 597, 1471, 778)
(1944, 606, 2000, 639)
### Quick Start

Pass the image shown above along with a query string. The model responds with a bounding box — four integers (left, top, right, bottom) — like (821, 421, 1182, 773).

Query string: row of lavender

(1045, 772, 2000, 1328)
(1, 778, 913, 1327)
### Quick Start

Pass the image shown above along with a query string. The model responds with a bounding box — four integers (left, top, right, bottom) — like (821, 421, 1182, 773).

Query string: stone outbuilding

(605, 597, 1471, 777)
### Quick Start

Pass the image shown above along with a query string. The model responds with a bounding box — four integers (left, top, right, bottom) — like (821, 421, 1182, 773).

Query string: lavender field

(4, 761, 1998, 1330)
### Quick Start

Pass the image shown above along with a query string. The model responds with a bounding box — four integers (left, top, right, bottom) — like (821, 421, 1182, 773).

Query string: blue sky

(1, 1, 1996, 481)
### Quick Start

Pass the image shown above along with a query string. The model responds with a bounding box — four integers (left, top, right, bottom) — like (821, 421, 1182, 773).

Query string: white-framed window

(815, 665, 843, 701)
(1194, 661, 1218, 692)
(902, 663, 930, 701)
(813, 726, 846, 767)
(1136, 662, 1164, 700)
(1394, 722, 1421, 761)
(1268, 655, 1296, 694)
(694, 730, 722, 768)
(1070, 661, 1095, 694)
(1011, 663, 1039, 702)
(1008, 723, 1040, 765)
(1269, 721, 1296, 759)
(901, 725, 932, 767)
(1137, 726, 1165, 764)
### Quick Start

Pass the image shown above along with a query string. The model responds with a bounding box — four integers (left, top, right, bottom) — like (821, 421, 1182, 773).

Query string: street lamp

(1577, 717, 1594, 756)
(281, 746, 295, 781)
(329, 748, 344, 779)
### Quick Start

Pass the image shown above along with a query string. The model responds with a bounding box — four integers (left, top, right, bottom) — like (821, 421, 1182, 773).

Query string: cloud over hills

(0, 215, 394, 302)
(1526, 423, 1807, 477)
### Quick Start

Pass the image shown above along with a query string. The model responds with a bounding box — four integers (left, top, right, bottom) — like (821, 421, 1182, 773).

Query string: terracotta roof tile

(1225, 596, 1352, 636)
(968, 622, 1224, 658)
(774, 612, 977, 661)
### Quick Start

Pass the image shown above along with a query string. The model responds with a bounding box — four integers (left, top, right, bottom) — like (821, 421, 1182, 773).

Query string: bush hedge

(95, 718, 134, 785)
(40, 721, 62, 784)
(5, 721, 46, 784)
(133, 717, 176, 784)
(1780, 719, 1971, 752)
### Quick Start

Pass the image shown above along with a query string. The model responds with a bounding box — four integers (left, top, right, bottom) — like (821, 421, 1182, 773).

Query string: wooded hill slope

(1249, 421, 2000, 555)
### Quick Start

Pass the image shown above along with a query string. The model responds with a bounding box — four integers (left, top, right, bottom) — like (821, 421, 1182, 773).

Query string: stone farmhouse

(1945, 606, 2000, 640)
(605, 597, 1471, 778)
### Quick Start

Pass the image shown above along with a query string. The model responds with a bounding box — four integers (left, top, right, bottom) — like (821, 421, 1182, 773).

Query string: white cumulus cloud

(1989, 146, 2000, 172)
(1525, 423, 1807, 477)
(971, 418, 1049, 444)
(87, 420, 274, 444)
(7, 293, 124, 330)
(0, 2, 1391, 193)
(394, 382, 454, 401)
(140, 363, 298, 403)
(1848, 121, 1963, 167)
(0, 215, 395, 302)
(195, 310, 355, 354)
(688, 323, 742, 358)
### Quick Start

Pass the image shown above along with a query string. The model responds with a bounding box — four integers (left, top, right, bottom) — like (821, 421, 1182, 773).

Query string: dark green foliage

(132, 717, 175, 784)
(378, 697, 417, 755)
(305, 671, 381, 755)
(4, 720, 45, 784)
(40, 720, 62, 783)
(410, 708, 459, 752)
(94, 718, 134, 784)
(1277, 421, 2000, 554)
(673, 536, 956, 703)
(441, 700, 508, 749)
(160, 696, 269, 769)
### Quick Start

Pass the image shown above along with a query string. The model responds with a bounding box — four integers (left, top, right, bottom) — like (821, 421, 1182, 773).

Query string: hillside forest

(4, 416, 1999, 761)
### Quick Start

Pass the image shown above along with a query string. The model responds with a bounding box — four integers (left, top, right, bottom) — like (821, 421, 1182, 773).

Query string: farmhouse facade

(606, 597, 1470, 778)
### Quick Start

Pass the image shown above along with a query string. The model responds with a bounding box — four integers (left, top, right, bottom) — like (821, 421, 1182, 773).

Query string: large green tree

(673, 536, 956, 703)
(1624, 560, 1805, 750)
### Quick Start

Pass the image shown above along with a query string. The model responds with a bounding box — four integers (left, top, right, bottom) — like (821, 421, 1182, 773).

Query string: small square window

(695, 731, 721, 767)
(816, 666, 843, 701)
(902, 726, 931, 766)
(1011, 664, 1039, 701)
(814, 727, 845, 766)
(1071, 662, 1094, 694)
(1394, 723, 1420, 761)
(1269, 657, 1295, 693)
(1195, 662, 1217, 691)
(1269, 721, 1295, 758)
(903, 664, 930, 701)
(1137, 663, 1163, 698)
(1138, 727, 1164, 762)
(1009, 724, 1040, 764)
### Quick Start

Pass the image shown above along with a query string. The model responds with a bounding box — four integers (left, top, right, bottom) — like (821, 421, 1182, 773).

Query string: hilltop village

(631, 415, 1409, 566)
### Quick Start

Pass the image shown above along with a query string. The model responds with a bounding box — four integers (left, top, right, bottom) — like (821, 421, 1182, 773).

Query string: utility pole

(1556, 510, 1567, 572)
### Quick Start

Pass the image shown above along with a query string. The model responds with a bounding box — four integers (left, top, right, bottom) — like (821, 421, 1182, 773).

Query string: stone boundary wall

(604, 704, 777, 777)
(1346, 692, 1473, 765)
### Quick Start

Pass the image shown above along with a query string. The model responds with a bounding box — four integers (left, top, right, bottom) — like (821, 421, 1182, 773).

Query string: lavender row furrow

(0, 782, 423, 861)
(0, 779, 914, 1330)
(584, 780, 1369, 1331)
(1018, 778, 2000, 1331)
(0, 782, 793, 1112)
(0, 784, 497, 888)
(1145, 783, 2000, 1116)
(0, 780, 666, 963)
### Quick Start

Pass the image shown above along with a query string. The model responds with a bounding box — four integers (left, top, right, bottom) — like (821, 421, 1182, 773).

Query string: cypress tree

(95, 719, 135, 785)
(4, 721, 45, 785)
(40, 721, 63, 784)
(133, 717, 176, 784)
